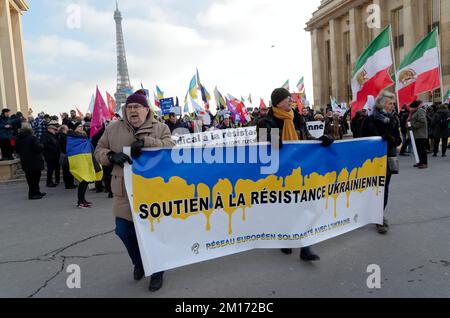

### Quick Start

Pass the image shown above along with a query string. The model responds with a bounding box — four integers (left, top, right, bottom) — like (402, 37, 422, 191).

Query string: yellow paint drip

(132, 156, 387, 234)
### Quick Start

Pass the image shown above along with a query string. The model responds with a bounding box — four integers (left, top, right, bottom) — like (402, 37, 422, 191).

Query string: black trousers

(46, 159, 60, 185)
(400, 133, 411, 154)
(25, 170, 42, 197)
(77, 181, 89, 204)
(62, 164, 75, 187)
(434, 138, 448, 155)
(384, 168, 392, 210)
(0, 139, 13, 160)
(415, 138, 428, 165)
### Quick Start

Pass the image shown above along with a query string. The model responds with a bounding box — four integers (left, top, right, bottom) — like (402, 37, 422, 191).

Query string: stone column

(0, 0, 20, 112)
(403, 0, 427, 52)
(329, 18, 343, 101)
(440, 0, 450, 92)
(349, 7, 363, 70)
(0, 48, 6, 107)
(372, 0, 389, 36)
(10, 8, 29, 113)
(311, 28, 325, 109)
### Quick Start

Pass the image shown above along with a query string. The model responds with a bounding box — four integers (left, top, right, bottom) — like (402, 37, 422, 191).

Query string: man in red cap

(95, 90, 175, 292)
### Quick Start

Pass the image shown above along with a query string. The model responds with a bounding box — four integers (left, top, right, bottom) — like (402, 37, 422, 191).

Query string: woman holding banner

(95, 90, 175, 292)
(258, 88, 334, 262)
(360, 91, 402, 234)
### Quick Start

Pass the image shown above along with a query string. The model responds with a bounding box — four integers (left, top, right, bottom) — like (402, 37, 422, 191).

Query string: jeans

(115, 218, 164, 278)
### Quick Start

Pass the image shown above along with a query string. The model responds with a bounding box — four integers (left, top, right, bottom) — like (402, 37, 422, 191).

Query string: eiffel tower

(114, 1, 133, 111)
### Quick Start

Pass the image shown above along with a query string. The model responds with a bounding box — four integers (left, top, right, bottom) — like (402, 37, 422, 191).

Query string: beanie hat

(72, 122, 82, 131)
(409, 100, 422, 109)
(126, 89, 149, 108)
(271, 88, 291, 107)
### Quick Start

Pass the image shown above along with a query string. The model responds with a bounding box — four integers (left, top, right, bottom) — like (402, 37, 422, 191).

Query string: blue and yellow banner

(67, 135, 103, 183)
(124, 138, 387, 276)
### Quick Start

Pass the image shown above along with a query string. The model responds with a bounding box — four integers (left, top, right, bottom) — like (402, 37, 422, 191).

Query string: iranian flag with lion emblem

(396, 29, 441, 108)
(351, 26, 394, 117)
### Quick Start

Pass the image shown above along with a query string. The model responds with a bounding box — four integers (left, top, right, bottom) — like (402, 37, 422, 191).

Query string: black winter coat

(431, 109, 450, 139)
(15, 129, 45, 172)
(257, 108, 314, 144)
(42, 132, 61, 161)
(360, 113, 402, 157)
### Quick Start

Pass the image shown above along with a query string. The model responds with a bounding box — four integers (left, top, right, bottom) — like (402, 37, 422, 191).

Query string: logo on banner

(192, 243, 200, 255)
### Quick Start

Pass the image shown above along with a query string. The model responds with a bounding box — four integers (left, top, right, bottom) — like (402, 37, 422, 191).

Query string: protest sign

(306, 121, 325, 139)
(160, 98, 174, 116)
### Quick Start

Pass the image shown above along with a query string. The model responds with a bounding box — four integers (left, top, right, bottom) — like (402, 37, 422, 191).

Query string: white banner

(172, 127, 257, 148)
(124, 138, 386, 276)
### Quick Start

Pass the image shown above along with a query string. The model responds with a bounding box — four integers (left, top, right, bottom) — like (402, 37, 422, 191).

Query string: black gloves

(131, 139, 145, 159)
(381, 134, 395, 143)
(108, 152, 133, 168)
(319, 135, 334, 147)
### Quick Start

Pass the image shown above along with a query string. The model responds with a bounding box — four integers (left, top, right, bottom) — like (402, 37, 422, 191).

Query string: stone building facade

(306, 0, 449, 109)
(0, 0, 29, 114)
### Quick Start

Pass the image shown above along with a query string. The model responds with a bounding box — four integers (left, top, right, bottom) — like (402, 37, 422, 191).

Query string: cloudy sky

(23, 0, 322, 115)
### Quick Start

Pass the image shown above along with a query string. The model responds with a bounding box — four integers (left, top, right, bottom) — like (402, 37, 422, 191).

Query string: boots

(300, 247, 320, 262)
(149, 272, 164, 292)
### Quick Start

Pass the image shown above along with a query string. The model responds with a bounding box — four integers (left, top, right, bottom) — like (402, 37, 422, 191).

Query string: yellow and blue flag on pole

(156, 86, 164, 100)
(67, 135, 103, 182)
(188, 75, 198, 100)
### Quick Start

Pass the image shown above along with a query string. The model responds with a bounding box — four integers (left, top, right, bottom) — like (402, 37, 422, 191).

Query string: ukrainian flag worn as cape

(67, 135, 103, 182)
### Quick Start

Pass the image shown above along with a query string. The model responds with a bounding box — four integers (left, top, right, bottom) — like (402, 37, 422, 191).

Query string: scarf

(373, 107, 391, 125)
(272, 107, 299, 141)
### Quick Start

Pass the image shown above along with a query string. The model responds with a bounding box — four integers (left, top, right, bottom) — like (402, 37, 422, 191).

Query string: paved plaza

(0, 155, 449, 298)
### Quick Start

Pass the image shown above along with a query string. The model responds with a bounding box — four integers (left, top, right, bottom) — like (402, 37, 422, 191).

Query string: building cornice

(305, 0, 368, 31)
(12, 0, 29, 12)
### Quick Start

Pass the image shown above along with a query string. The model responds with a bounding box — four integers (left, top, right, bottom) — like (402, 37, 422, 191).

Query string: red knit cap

(126, 90, 149, 108)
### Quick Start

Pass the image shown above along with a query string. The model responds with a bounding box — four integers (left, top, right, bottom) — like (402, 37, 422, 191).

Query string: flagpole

(388, 24, 401, 113)
(436, 27, 444, 102)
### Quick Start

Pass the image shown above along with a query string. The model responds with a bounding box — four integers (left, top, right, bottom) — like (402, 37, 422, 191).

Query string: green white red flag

(351, 26, 394, 117)
(396, 29, 441, 107)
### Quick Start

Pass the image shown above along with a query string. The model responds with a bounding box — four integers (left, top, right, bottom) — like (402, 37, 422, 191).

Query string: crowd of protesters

(0, 88, 449, 292)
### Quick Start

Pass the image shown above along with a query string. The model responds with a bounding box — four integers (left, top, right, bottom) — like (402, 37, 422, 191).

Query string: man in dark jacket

(165, 112, 188, 133)
(360, 91, 402, 234)
(399, 105, 411, 155)
(15, 123, 46, 200)
(42, 122, 61, 187)
(0, 108, 14, 161)
(431, 104, 450, 157)
(257, 88, 334, 262)
(410, 100, 428, 169)
(58, 125, 77, 189)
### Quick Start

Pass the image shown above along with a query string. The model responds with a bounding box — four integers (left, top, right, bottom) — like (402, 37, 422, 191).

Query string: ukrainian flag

(67, 135, 103, 182)
(188, 75, 198, 100)
(156, 86, 164, 100)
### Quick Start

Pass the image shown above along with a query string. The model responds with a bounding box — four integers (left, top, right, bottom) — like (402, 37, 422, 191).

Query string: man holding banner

(259, 88, 334, 261)
(95, 90, 175, 292)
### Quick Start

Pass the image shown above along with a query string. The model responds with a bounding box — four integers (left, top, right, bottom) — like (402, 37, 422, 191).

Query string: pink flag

(106, 92, 116, 118)
(90, 87, 110, 138)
